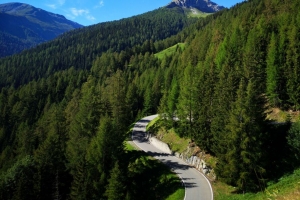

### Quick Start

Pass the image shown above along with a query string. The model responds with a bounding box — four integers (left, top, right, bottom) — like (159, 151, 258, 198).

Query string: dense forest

(1, 0, 300, 199)
(0, 7, 196, 88)
(158, 0, 300, 191)
(0, 6, 196, 200)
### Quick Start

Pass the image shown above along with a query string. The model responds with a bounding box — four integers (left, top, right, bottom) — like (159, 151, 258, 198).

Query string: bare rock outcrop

(166, 0, 225, 13)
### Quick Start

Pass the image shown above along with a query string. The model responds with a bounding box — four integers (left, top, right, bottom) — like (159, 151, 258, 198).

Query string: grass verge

(146, 115, 160, 131)
(213, 168, 300, 200)
(157, 127, 190, 153)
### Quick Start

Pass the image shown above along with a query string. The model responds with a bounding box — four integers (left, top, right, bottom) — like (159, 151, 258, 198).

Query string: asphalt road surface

(132, 114, 214, 200)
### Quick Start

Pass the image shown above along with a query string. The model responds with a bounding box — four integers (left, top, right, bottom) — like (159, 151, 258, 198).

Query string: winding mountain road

(132, 114, 213, 200)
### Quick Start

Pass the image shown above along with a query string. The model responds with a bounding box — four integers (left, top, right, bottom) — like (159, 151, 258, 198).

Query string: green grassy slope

(213, 168, 300, 200)
(183, 7, 211, 18)
(154, 43, 185, 59)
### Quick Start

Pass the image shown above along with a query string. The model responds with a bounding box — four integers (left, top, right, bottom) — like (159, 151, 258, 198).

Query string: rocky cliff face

(167, 0, 225, 13)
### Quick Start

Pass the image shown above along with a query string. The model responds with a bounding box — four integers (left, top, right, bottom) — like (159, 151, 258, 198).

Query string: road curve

(132, 114, 213, 200)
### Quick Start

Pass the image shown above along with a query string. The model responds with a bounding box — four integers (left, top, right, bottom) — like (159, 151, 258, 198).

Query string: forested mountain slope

(0, 7, 196, 88)
(159, 0, 300, 192)
(0, 5, 198, 200)
(0, 0, 300, 199)
(0, 3, 83, 58)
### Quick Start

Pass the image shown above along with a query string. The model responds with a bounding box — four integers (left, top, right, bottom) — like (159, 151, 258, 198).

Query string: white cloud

(58, 0, 66, 6)
(95, 0, 104, 8)
(46, 4, 57, 9)
(70, 8, 89, 16)
(46, 0, 65, 9)
(68, 8, 96, 22)
(86, 15, 96, 21)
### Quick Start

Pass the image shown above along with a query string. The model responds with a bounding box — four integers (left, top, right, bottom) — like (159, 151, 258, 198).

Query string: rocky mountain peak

(167, 0, 225, 13)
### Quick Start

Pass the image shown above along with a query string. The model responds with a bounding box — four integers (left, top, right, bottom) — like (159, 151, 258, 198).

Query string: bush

(287, 121, 300, 160)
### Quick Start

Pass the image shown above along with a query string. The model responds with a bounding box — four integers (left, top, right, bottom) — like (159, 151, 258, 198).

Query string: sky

(0, 0, 244, 26)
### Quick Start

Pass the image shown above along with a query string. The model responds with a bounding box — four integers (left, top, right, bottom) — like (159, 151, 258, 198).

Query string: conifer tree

(66, 77, 102, 199)
(105, 161, 126, 200)
(34, 104, 68, 199)
(266, 32, 280, 107)
(287, 121, 300, 161)
(143, 86, 155, 116)
(85, 115, 126, 199)
(192, 64, 215, 151)
(210, 64, 237, 155)
(126, 82, 139, 122)
(177, 63, 199, 138)
(216, 79, 267, 192)
(285, 24, 300, 110)
(105, 70, 128, 129)
(167, 78, 179, 119)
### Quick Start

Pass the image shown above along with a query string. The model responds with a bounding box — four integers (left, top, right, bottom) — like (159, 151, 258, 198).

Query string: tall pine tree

(216, 79, 267, 192)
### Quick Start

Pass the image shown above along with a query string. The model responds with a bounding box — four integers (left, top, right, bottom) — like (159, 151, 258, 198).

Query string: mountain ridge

(0, 2, 81, 27)
(0, 2, 83, 58)
(166, 0, 225, 13)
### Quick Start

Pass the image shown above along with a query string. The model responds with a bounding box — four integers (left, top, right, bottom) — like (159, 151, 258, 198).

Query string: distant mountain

(0, 2, 83, 58)
(166, 0, 225, 13)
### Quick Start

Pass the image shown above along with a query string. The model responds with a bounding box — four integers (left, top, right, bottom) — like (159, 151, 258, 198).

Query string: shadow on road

(184, 182, 197, 188)
(145, 151, 191, 171)
(146, 151, 170, 157)
(134, 119, 151, 125)
(161, 159, 191, 171)
(181, 177, 195, 181)
(134, 124, 145, 128)
(132, 131, 148, 142)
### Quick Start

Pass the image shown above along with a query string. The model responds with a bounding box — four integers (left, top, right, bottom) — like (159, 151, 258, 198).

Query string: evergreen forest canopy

(1, 0, 300, 199)
(0, 7, 196, 88)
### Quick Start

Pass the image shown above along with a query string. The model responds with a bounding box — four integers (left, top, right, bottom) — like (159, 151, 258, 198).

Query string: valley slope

(0, 6, 197, 88)
(0, 0, 300, 199)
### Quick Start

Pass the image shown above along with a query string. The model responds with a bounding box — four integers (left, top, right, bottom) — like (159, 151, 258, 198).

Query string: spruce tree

(66, 77, 102, 199)
(177, 62, 199, 138)
(105, 69, 128, 129)
(193, 64, 215, 151)
(216, 79, 267, 192)
(266, 32, 280, 107)
(167, 78, 179, 119)
(286, 24, 300, 110)
(105, 161, 126, 200)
